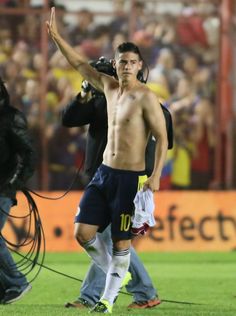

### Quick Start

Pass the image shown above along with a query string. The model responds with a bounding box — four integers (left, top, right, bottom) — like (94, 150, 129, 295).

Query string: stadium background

(0, 0, 236, 253)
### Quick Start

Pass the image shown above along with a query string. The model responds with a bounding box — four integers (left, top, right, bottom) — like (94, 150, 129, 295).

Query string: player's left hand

(143, 176, 160, 192)
(131, 223, 149, 236)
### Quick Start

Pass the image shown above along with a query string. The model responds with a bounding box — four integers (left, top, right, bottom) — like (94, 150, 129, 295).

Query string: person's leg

(74, 222, 114, 314)
(127, 247, 157, 300)
(65, 226, 113, 308)
(126, 247, 161, 308)
(90, 168, 143, 312)
(69, 223, 160, 309)
(74, 181, 112, 274)
(79, 263, 105, 305)
(67, 180, 112, 309)
(90, 239, 131, 313)
(80, 226, 113, 303)
(75, 223, 111, 273)
(65, 263, 105, 308)
(0, 197, 31, 304)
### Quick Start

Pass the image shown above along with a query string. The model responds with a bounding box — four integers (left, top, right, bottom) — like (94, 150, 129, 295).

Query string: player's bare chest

(110, 94, 139, 116)
(108, 93, 140, 122)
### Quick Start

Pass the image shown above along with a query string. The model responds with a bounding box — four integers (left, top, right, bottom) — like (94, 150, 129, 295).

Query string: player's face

(114, 52, 142, 83)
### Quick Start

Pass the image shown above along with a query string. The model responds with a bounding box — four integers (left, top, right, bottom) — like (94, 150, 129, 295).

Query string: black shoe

(1, 283, 32, 304)
(64, 297, 92, 308)
(89, 300, 112, 313)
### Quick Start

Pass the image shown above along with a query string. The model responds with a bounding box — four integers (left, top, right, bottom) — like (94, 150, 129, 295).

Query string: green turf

(0, 252, 235, 315)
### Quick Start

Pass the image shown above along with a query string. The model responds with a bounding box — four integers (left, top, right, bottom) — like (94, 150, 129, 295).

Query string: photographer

(62, 57, 161, 309)
(0, 78, 35, 304)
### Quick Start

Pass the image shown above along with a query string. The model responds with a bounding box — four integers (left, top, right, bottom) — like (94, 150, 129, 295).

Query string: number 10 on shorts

(120, 214, 131, 231)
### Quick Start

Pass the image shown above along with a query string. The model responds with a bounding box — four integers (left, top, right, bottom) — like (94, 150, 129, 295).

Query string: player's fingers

(46, 21, 51, 35)
(50, 7, 55, 27)
(143, 183, 149, 191)
(51, 6, 55, 17)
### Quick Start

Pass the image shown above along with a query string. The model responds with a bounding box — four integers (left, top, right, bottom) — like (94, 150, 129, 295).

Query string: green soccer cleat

(89, 299, 112, 313)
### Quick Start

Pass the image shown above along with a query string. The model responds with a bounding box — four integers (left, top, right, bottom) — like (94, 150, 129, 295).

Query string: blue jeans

(0, 197, 28, 291)
(79, 226, 157, 305)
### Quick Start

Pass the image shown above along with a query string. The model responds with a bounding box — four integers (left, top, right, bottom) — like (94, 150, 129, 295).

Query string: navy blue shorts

(75, 164, 147, 240)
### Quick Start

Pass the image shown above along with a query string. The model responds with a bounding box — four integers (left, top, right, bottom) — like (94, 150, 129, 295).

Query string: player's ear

(138, 60, 143, 70)
(111, 59, 116, 69)
(110, 59, 118, 79)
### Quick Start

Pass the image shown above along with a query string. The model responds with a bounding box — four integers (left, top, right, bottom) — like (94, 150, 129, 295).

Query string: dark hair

(0, 77, 10, 107)
(115, 42, 149, 83)
(115, 42, 142, 60)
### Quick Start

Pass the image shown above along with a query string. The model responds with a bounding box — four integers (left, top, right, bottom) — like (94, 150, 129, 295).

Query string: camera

(91, 56, 116, 77)
(81, 57, 116, 98)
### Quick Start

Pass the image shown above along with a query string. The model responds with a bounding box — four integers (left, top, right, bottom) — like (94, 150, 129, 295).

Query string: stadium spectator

(168, 76, 197, 189)
(21, 79, 40, 115)
(176, 5, 208, 49)
(109, 0, 128, 37)
(190, 97, 215, 189)
(68, 8, 94, 46)
(132, 29, 158, 67)
(149, 48, 184, 93)
(77, 25, 110, 60)
(152, 14, 178, 52)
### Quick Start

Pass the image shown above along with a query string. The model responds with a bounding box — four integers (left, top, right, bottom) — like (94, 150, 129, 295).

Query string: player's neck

(119, 79, 138, 93)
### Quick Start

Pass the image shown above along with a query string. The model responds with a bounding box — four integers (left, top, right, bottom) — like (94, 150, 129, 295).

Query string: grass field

(0, 252, 235, 315)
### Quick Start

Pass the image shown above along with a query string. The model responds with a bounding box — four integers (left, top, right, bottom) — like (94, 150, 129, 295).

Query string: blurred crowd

(0, 0, 219, 190)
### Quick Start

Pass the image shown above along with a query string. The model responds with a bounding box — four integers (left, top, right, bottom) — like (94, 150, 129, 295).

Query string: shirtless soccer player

(46, 7, 168, 314)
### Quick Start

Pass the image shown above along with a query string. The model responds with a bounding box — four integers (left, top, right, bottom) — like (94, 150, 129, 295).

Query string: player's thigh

(77, 185, 109, 227)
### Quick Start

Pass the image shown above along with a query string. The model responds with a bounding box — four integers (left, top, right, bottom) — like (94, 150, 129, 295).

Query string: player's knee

(74, 223, 97, 245)
(113, 239, 131, 252)
(74, 229, 83, 244)
(74, 229, 87, 245)
(74, 223, 84, 244)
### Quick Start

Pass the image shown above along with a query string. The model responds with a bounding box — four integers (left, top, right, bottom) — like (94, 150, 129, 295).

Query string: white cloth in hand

(132, 189, 156, 230)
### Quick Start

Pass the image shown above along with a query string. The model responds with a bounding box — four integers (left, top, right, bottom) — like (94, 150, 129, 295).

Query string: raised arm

(142, 91, 168, 191)
(46, 7, 109, 92)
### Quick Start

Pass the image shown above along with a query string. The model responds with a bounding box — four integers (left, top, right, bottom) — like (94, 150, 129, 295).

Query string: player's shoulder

(139, 84, 156, 97)
(139, 84, 160, 106)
